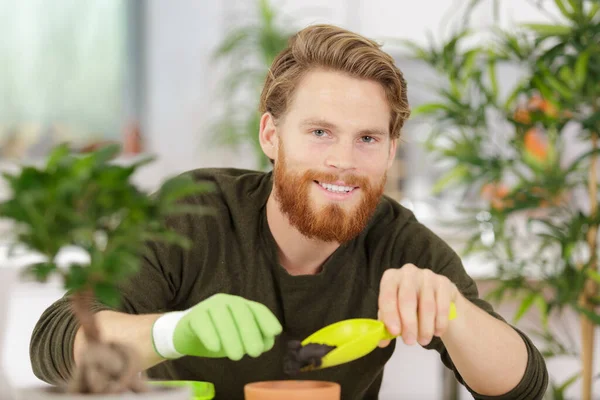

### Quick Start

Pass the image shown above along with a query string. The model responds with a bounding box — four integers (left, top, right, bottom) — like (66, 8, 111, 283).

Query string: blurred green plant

(0, 143, 213, 393)
(403, 1, 600, 399)
(211, 0, 293, 170)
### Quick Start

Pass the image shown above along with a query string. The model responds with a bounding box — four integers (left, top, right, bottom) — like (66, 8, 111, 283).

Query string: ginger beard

(273, 143, 386, 243)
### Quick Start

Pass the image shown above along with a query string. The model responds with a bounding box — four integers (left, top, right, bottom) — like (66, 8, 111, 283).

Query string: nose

(325, 140, 356, 171)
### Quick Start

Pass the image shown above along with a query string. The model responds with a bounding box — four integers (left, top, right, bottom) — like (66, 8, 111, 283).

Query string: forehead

(285, 69, 390, 133)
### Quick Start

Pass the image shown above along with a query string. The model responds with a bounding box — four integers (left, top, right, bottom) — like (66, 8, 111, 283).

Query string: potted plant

(402, 1, 599, 399)
(0, 143, 214, 399)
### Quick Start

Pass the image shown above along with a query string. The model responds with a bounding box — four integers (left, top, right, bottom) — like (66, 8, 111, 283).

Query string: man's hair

(259, 24, 410, 139)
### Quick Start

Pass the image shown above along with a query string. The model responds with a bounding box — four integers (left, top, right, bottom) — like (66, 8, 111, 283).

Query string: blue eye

(313, 129, 326, 137)
(361, 136, 376, 143)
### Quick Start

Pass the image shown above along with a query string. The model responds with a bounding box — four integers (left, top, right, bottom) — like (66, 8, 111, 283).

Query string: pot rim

(244, 380, 340, 391)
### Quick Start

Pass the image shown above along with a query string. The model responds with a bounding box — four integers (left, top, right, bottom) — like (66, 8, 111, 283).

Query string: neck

(266, 193, 339, 276)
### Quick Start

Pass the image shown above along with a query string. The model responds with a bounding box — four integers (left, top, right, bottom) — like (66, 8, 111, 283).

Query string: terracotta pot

(244, 380, 340, 400)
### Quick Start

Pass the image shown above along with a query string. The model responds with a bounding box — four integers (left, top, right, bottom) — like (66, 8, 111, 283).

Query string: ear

(387, 138, 398, 170)
(259, 112, 278, 161)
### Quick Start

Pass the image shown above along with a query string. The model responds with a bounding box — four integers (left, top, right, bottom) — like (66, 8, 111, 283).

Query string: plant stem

(580, 132, 598, 400)
(71, 287, 101, 344)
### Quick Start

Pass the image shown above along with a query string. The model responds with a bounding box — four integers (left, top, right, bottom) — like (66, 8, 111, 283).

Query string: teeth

(319, 182, 354, 193)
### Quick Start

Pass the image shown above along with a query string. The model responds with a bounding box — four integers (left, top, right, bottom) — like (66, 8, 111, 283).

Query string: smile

(315, 181, 358, 194)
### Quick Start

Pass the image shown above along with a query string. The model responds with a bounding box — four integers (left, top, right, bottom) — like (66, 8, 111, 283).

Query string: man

(30, 24, 548, 399)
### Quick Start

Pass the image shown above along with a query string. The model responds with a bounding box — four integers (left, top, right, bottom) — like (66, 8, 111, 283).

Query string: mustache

(301, 170, 369, 187)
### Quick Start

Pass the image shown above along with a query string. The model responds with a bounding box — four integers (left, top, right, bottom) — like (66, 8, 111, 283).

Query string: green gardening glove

(151, 293, 282, 361)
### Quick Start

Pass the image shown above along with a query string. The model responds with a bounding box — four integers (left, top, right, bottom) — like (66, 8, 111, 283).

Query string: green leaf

(484, 283, 510, 304)
(46, 144, 71, 171)
(91, 144, 121, 165)
(431, 164, 469, 194)
(129, 155, 156, 171)
(521, 23, 571, 36)
(461, 0, 486, 25)
(575, 305, 600, 325)
(21, 262, 57, 283)
(565, 148, 600, 174)
(462, 48, 480, 83)
(558, 65, 574, 84)
(581, 111, 600, 132)
(550, 371, 582, 399)
(553, 0, 574, 19)
(213, 26, 256, 59)
(259, 0, 275, 24)
(513, 291, 537, 323)
(487, 54, 499, 99)
(534, 295, 550, 329)
(64, 264, 89, 292)
(566, 0, 582, 16)
(158, 176, 215, 205)
(544, 74, 574, 99)
(532, 76, 554, 101)
(585, 268, 600, 284)
(411, 103, 453, 116)
(393, 38, 431, 60)
(557, 371, 581, 393)
(503, 78, 528, 109)
(589, 2, 600, 20)
(93, 282, 121, 308)
(574, 50, 590, 88)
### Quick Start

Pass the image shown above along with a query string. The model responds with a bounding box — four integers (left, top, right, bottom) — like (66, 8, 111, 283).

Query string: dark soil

(283, 340, 337, 375)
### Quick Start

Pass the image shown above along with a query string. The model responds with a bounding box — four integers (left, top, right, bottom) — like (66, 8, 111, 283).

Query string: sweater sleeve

(386, 210, 549, 399)
(426, 277, 549, 400)
(29, 210, 200, 386)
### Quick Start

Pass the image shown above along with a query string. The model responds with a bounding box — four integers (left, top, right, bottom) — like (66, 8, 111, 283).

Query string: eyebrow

(299, 118, 388, 137)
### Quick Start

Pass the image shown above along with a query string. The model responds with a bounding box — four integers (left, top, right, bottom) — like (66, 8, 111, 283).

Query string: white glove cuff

(151, 311, 188, 359)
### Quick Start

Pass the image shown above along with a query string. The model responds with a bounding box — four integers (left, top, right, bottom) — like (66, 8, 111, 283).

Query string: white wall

(134, 0, 258, 190)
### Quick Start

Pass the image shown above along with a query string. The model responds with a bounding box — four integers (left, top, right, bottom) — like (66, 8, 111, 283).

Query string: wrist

(151, 311, 188, 359)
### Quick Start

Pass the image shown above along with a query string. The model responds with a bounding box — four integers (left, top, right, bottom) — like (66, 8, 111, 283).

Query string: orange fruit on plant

(524, 128, 549, 163)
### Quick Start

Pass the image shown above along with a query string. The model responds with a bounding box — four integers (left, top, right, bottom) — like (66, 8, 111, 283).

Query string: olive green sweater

(30, 168, 548, 399)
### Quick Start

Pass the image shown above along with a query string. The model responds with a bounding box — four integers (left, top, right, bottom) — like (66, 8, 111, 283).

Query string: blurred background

(1, 0, 599, 399)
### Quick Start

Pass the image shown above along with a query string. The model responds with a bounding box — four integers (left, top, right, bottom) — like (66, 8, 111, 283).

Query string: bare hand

(377, 264, 460, 348)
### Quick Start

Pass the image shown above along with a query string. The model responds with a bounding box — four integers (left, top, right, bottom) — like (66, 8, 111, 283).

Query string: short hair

(260, 24, 410, 140)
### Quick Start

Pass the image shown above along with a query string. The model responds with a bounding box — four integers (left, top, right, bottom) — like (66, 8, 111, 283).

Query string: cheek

(286, 148, 313, 167)
(293, 142, 328, 165)
(358, 147, 392, 173)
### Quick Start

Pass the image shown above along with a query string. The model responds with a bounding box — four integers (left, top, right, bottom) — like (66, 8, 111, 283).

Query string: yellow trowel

(299, 302, 457, 370)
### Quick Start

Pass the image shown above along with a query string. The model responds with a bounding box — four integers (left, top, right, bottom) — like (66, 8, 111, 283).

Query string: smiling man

(30, 24, 548, 399)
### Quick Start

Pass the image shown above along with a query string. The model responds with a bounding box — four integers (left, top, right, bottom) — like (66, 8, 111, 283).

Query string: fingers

(185, 294, 282, 361)
(209, 305, 245, 361)
(379, 266, 458, 348)
(262, 334, 275, 353)
(247, 301, 280, 353)
(397, 278, 418, 346)
(228, 302, 264, 358)
(188, 310, 221, 353)
(379, 269, 401, 336)
(417, 275, 436, 346)
(247, 301, 283, 337)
